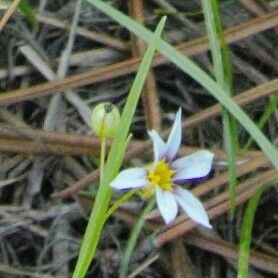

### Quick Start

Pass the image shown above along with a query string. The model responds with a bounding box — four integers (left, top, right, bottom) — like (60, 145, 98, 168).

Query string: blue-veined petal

(165, 108, 182, 162)
(156, 187, 178, 224)
(175, 186, 212, 228)
(172, 150, 214, 183)
(110, 168, 148, 190)
(148, 130, 167, 162)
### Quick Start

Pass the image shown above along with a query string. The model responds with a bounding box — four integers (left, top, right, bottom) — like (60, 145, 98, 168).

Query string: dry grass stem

(0, 11, 276, 106)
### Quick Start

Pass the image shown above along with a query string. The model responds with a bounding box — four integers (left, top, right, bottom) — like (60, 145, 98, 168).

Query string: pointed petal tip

(175, 186, 211, 229)
(198, 217, 213, 229)
(147, 129, 155, 136)
(193, 221, 212, 229)
(148, 130, 166, 161)
(165, 109, 182, 161)
(206, 222, 213, 229)
(164, 217, 175, 225)
(199, 221, 212, 229)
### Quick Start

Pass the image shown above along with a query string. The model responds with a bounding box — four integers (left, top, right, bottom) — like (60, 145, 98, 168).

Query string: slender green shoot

(242, 95, 278, 152)
(18, 0, 38, 29)
(99, 137, 106, 181)
(105, 190, 136, 221)
(72, 16, 167, 278)
(202, 0, 238, 214)
(237, 186, 266, 278)
(119, 198, 156, 278)
(87, 0, 278, 171)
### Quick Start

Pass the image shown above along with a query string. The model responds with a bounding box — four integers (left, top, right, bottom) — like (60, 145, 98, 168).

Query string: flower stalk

(72, 16, 166, 278)
(100, 137, 106, 181)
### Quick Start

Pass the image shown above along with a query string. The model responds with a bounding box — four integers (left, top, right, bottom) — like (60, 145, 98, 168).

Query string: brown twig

(0, 11, 277, 106)
(183, 232, 278, 274)
(182, 79, 278, 130)
(0, 138, 98, 156)
(1, 78, 276, 157)
(128, 0, 161, 131)
(1, 70, 276, 155)
(0, 124, 103, 147)
(36, 13, 129, 51)
(239, 0, 264, 15)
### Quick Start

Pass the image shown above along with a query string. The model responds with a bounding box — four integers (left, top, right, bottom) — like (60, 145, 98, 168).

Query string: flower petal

(148, 130, 167, 162)
(110, 168, 148, 190)
(172, 150, 214, 182)
(175, 187, 212, 228)
(156, 187, 178, 224)
(165, 108, 182, 162)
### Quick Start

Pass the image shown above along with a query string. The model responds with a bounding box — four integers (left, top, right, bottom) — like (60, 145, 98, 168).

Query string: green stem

(242, 95, 278, 153)
(105, 190, 136, 221)
(202, 0, 238, 215)
(119, 198, 156, 278)
(100, 137, 106, 181)
(72, 17, 166, 278)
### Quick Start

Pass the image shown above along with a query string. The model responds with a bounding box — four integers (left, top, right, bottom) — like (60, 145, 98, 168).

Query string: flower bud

(91, 102, 120, 138)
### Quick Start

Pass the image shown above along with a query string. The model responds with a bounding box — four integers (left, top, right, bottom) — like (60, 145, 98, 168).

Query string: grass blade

(87, 0, 278, 170)
(201, 0, 238, 213)
(242, 95, 278, 152)
(18, 0, 38, 30)
(237, 186, 265, 278)
(119, 198, 156, 278)
(72, 16, 167, 278)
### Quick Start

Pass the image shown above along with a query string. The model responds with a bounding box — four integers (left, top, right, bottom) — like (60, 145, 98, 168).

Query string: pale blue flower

(110, 109, 214, 227)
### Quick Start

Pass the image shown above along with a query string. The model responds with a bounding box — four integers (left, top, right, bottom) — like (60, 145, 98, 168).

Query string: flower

(92, 102, 120, 138)
(110, 108, 214, 228)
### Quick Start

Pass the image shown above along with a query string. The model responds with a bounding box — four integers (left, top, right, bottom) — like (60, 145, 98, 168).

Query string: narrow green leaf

(201, 0, 238, 214)
(18, 0, 38, 30)
(119, 198, 156, 278)
(105, 190, 136, 221)
(87, 0, 278, 170)
(72, 16, 167, 278)
(237, 187, 265, 278)
(242, 95, 278, 152)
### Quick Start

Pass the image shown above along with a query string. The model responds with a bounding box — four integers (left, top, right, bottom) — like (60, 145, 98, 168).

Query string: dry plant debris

(0, 0, 277, 277)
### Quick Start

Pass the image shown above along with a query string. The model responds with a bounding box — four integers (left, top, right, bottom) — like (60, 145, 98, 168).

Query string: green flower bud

(91, 102, 120, 138)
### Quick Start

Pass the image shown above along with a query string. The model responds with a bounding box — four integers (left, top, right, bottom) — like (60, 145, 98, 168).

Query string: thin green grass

(18, 0, 38, 29)
(237, 186, 266, 277)
(105, 190, 136, 221)
(87, 0, 278, 171)
(242, 95, 278, 152)
(72, 16, 167, 278)
(201, 0, 238, 214)
(119, 198, 156, 278)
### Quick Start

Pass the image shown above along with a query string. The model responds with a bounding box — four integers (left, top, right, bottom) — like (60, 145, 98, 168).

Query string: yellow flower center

(148, 160, 175, 191)
(139, 160, 175, 199)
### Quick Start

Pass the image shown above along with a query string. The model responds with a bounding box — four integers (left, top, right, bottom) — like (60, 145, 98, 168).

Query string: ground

(0, 0, 277, 277)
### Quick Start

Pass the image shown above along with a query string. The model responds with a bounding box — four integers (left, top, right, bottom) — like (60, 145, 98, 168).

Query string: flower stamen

(148, 160, 175, 191)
